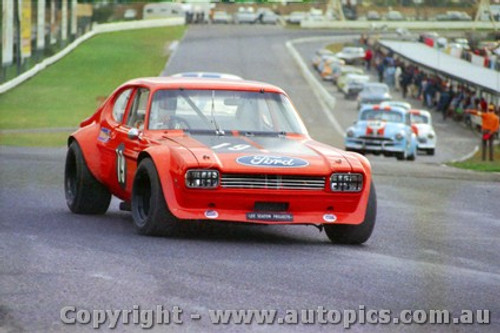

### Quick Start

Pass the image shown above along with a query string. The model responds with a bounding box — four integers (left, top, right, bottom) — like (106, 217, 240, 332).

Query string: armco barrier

(0, 17, 185, 95)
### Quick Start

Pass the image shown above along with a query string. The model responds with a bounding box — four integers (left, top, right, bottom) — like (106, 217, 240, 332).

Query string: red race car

(65, 77, 376, 244)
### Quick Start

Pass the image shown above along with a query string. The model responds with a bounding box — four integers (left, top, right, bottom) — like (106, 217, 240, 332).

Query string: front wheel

(65, 141, 111, 214)
(131, 158, 180, 236)
(324, 181, 377, 244)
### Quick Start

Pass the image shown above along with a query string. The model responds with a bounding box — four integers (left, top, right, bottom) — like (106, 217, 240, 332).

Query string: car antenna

(211, 90, 224, 136)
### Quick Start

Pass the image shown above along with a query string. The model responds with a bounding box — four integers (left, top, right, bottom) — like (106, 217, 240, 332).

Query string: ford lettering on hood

(236, 155, 309, 168)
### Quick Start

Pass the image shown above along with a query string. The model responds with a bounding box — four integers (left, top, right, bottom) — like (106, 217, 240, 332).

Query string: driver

(150, 90, 178, 129)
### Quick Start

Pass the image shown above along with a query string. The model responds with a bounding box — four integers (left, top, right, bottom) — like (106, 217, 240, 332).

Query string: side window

(126, 88, 150, 130)
(112, 89, 132, 123)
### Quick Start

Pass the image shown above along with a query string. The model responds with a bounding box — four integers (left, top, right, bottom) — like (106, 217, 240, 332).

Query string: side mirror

(128, 128, 140, 140)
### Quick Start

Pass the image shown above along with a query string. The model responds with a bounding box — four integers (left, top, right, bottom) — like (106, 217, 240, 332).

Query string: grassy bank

(0, 25, 185, 146)
(449, 147, 500, 172)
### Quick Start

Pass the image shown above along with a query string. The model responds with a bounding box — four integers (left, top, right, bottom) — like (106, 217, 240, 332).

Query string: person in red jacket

(365, 49, 373, 71)
(466, 104, 500, 161)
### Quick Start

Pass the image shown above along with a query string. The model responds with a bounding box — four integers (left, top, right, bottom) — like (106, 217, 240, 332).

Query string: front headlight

(185, 169, 219, 189)
(395, 132, 404, 141)
(428, 132, 435, 139)
(330, 173, 363, 192)
(346, 129, 355, 138)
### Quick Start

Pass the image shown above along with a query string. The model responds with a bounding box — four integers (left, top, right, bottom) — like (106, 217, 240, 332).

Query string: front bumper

(345, 137, 404, 153)
(166, 187, 369, 226)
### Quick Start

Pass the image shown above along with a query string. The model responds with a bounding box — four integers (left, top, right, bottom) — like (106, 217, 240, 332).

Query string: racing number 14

(116, 144, 126, 188)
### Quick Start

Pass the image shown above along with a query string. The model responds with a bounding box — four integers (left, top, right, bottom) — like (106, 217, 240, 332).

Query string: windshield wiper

(211, 90, 224, 136)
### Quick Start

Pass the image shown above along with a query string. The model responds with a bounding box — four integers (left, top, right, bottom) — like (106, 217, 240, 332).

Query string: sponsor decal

(236, 155, 309, 168)
(323, 214, 337, 223)
(247, 212, 293, 222)
(98, 128, 111, 143)
(204, 210, 219, 219)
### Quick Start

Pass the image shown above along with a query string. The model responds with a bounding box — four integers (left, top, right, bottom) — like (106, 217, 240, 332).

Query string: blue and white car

(345, 105, 418, 161)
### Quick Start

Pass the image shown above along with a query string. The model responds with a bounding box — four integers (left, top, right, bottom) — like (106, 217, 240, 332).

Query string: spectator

(466, 105, 500, 161)
(400, 67, 413, 99)
(365, 49, 373, 71)
(394, 65, 402, 91)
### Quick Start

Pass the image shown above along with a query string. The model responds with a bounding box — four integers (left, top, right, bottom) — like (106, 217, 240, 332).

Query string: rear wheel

(65, 141, 111, 214)
(132, 158, 180, 236)
(324, 181, 377, 244)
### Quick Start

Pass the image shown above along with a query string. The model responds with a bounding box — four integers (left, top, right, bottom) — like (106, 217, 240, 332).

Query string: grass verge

(0, 25, 185, 144)
(449, 146, 500, 172)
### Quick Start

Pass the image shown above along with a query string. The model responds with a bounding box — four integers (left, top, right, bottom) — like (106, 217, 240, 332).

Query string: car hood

(352, 120, 406, 137)
(167, 133, 354, 174)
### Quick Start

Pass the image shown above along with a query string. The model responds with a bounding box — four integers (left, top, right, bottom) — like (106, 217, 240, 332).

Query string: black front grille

(220, 174, 325, 190)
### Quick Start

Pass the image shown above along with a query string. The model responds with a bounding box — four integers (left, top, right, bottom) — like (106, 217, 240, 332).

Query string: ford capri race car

(65, 77, 376, 244)
(345, 105, 417, 161)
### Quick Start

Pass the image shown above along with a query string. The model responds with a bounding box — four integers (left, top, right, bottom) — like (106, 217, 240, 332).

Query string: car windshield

(363, 85, 388, 94)
(360, 109, 403, 123)
(411, 114, 429, 124)
(148, 89, 307, 135)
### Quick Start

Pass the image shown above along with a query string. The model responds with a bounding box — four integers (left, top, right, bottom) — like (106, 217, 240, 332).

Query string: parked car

(386, 10, 405, 21)
(319, 56, 345, 81)
(312, 49, 334, 70)
(257, 8, 278, 24)
(366, 10, 381, 21)
(332, 65, 363, 84)
(287, 11, 306, 24)
(437, 11, 472, 21)
(357, 83, 391, 109)
(409, 109, 436, 155)
(339, 74, 370, 99)
(212, 10, 232, 24)
(335, 47, 365, 65)
(65, 76, 377, 244)
(330, 65, 362, 85)
(234, 7, 258, 24)
(345, 105, 417, 160)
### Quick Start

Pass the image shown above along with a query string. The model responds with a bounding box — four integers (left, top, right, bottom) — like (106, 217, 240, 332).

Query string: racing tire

(407, 152, 416, 161)
(426, 149, 435, 156)
(65, 141, 111, 214)
(132, 158, 180, 236)
(324, 181, 377, 245)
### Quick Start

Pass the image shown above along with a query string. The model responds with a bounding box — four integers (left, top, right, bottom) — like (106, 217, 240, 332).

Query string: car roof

(362, 105, 408, 114)
(409, 109, 431, 116)
(170, 72, 243, 80)
(122, 77, 286, 94)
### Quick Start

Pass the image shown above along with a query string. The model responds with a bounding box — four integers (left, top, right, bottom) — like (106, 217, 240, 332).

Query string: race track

(1, 25, 499, 332)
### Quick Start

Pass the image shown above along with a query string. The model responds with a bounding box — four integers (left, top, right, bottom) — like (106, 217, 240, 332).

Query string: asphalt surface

(1, 25, 499, 332)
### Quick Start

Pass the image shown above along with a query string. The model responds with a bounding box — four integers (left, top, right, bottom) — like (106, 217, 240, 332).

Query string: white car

(287, 11, 306, 24)
(339, 74, 370, 99)
(380, 101, 412, 111)
(409, 109, 437, 155)
(335, 47, 365, 64)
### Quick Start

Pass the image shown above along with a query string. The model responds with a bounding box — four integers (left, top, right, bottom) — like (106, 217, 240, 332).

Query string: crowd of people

(361, 45, 499, 161)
